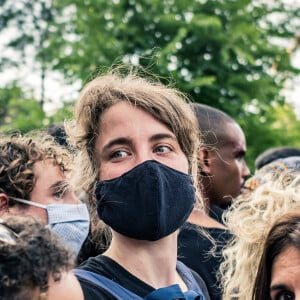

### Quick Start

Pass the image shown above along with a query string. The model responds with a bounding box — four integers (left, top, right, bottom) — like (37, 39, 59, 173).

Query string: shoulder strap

(73, 269, 143, 300)
(144, 284, 203, 300)
(75, 265, 205, 300)
(176, 261, 203, 293)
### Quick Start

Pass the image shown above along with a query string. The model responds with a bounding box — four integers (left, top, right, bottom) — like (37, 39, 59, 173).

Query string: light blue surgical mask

(9, 197, 90, 256)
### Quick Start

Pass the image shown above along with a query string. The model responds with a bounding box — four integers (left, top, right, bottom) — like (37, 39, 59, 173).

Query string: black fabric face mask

(95, 160, 195, 241)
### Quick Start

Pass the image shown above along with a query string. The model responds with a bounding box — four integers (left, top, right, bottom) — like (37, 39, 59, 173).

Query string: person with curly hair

(242, 155, 300, 195)
(219, 173, 300, 300)
(0, 215, 84, 300)
(252, 210, 300, 300)
(255, 146, 300, 170)
(0, 133, 90, 256)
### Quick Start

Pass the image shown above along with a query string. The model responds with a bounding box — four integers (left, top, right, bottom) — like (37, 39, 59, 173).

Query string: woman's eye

(154, 145, 172, 153)
(274, 291, 294, 300)
(110, 150, 128, 159)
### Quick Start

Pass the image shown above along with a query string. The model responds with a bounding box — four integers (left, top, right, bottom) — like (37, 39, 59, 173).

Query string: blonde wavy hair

(219, 172, 300, 300)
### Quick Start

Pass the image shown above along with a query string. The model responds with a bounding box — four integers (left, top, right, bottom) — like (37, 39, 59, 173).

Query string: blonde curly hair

(219, 172, 300, 300)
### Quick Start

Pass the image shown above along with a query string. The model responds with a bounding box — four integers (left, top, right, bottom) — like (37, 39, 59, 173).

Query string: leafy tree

(48, 101, 74, 124)
(240, 101, 300, 167)
(0, 0, 56, 109)
(1, 0, 300, 168)
(0, 83, 47, 133)
(48, 0, 300, 168)
(43, 0, 300, 111)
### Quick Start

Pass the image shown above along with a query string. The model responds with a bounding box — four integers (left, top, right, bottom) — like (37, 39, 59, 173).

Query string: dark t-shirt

(76, 255, 211, 300)
(209, 205, 225, 225)
(178, 223, 232, 300)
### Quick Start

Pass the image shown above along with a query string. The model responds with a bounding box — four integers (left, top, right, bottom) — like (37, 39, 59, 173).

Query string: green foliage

(0, 0, 55, 67)
(42, 0, 300, 111)
(1, 0, 300, 166)
(0, 83, 47, 133)
(240, 101, 300, 171)
(48, 102, 74, 124)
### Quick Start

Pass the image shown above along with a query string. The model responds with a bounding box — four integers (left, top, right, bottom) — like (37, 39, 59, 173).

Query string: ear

(198, 147, 213, 175)
(0, 193, 9, 215)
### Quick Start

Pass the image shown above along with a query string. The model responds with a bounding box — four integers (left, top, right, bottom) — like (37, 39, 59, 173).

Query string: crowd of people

(1, 66, 300, 300)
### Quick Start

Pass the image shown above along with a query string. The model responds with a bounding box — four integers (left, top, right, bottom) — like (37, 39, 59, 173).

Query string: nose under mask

(96, 160, 196, 241)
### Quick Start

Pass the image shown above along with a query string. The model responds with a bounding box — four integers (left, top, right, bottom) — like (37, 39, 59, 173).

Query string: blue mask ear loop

(9, 196, 47, 209)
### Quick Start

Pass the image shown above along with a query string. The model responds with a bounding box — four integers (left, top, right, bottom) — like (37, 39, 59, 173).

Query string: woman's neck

(103, 231, 187, 290)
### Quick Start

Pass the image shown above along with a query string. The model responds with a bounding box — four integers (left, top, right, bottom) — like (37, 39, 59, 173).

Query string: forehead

(98, 102, 171, 135)
(33, 160, 65, 183)
(94, 102, 180, 160)
(272, 245, 300, 273)
(219, 122, 246, 149)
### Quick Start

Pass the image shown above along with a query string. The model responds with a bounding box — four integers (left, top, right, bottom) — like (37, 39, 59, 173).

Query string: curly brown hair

(0, 132, 72, 201)
(0, 215, 74, 300)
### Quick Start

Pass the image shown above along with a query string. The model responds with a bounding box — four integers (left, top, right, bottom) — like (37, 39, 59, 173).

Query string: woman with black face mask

(68, 67, 211, 300)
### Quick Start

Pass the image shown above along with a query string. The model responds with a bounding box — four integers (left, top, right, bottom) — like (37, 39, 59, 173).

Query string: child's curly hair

(0, 215, 74, 300)
(0, 132, 72, 200)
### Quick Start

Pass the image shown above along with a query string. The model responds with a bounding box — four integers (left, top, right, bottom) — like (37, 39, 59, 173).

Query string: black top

(178, 223, 232, 300)
(209, 205, 225, 225)
(76, 255, 211, 300)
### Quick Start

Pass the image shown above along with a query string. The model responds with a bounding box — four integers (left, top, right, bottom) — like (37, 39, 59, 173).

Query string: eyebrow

(101, 133, 177, 153)
(149, 133, 177, 143)
(50, 180, 69, 192)
(102, 137, 133, 154)
(270, 284, 288, 291)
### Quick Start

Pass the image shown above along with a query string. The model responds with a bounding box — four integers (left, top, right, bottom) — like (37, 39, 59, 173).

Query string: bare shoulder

(47, 272, 84, 300)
